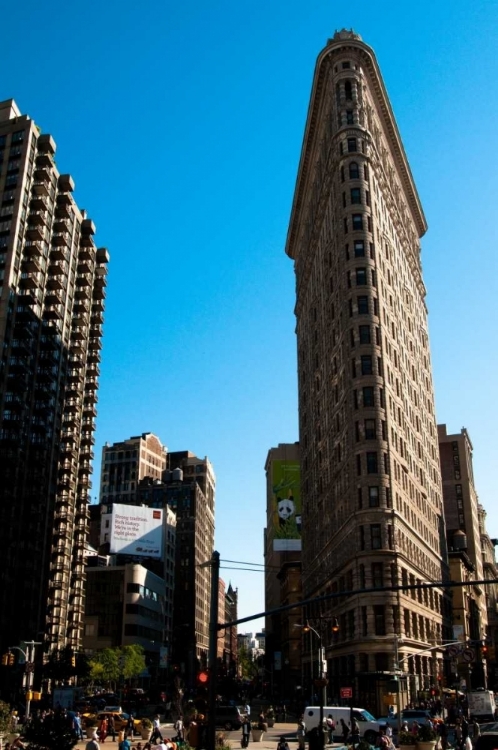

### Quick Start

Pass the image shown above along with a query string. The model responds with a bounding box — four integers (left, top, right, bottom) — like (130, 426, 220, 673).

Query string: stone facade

(285, 32, 451, 712)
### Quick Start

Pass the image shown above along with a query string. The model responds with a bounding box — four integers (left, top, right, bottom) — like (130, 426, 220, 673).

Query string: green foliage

(417, 725, 437, 742)
(89, 644, 146, 686)
(237, 647, 258, 679)
(0, 700, 11, 734)
(399, 731, 417, 746)
(23, 712, 77, 750)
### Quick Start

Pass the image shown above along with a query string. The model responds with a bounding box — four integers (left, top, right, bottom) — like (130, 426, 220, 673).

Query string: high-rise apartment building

(100, 432, 167, 505)
(137, 451, 215, 684)
(0, 99, 108, 654)
(285, 32, 451, 710)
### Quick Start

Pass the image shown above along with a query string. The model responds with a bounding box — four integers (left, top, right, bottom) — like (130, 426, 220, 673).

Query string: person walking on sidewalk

(297, 719, 306, 750)
(151, 716, 163, 744)
(241, 717, 251, 748)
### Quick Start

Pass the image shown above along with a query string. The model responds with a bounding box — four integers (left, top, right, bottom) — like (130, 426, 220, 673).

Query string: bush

(140, 718, 153, 730)
(0, 701, 11, 735)
(23, 712, 78, 750)
(417, 725, 437, 742)
(399, 731, 417, 746)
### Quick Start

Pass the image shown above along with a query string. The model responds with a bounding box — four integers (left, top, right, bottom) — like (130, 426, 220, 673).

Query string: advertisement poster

(272, 460, 302, 551)
(109, 503, 163, 559)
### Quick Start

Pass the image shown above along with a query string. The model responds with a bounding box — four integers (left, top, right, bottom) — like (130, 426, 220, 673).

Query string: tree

(89, 645, 146, 688)
(237, 647, 258, 680)
(0, 700, 11, 735)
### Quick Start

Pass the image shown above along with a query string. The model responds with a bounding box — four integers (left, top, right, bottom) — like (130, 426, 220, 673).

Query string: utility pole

(207, 551, 220, 750)
(9, 641, 41, 720)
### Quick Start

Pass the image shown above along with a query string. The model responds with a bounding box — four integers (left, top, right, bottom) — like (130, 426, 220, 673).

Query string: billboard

(271, 460, 301, 551)
(109, 503, 163, 559)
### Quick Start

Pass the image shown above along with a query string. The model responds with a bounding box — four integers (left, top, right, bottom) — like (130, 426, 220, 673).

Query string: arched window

(344, 80, 353, 100)
(349, 162, 360, 179)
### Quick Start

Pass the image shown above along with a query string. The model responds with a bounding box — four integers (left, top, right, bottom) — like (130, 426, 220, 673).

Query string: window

(354, 240, 365, 257)
(342, 61, 351, 69)
(345, 81, 353, 100)
(357, 296, 368, 314)
(375, 652, 388, 670)
(351, 188, 361, 204)
(349, 162, 360, 179)
(373, 605, 386, 635)
(366, 452, 378, 473)
(371, 524, 382, 550)
(359, 325, 370, 344)
(365, 419, 376, 439)
(360, 525, 365, 550)
(356, 268, 367, 285)
(356, 454, 362, 475)
(372, 562, 384, 587)
(344, 218, 348, 233)
(363, 386, 374, 406)
(361, 355, 372, 375)
(347, 137, 357, 152)
(368, 486, 379, 507)
(352, 214, 363, 230)
(12, 130, 24, 143)
(346, 110, 354, 125)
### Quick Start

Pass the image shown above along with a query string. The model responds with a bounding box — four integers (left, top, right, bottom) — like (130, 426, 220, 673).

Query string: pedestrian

(73, 712, 84, 740)
(108, 716, 116, 743)
(462, 717, 469, 742)
(351, 718, 360, 747)
(472, 719, 480, 743)
(119, 735, 132, 750)
(126, 715, 135, 739)
(242, 717, 251, 748)
(326, 715, 336, 745)
(340, 719, 350, 744)
(277, 736, 290, 750)
(152, 716, 163, 744)
(245, 704, 251, 720)
(297, 720, 306, 750)
(438, 721, 448, 750)
(174, 716, 184, 742)
(98, 717, 108, 743)
(86, 736, 100, 750)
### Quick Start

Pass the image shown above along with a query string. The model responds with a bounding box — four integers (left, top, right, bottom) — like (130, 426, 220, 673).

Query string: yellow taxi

(83, 710, 142, 735)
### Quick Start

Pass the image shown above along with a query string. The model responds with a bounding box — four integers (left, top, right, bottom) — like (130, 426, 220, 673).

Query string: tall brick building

(285, 32, 451, 710)
(0, 99, 108, 655)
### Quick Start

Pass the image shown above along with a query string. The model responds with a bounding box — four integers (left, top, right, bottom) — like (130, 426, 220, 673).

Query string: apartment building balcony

(58, 174, 75, 193)
(26, 224, 46, 242)
(81, 417, 95, 432)
(62, 412, 81, 428)
(77, 260, 93, 275)
(20, 272, 39, 290)
(80, 431, 95, 447)
(79, 245, 96, 262)
(24, 241, 44, 258)
(92, 285, 106, 300)
(44, 304, 63, 320)
(33, 166, 51, 184)
(75, 505, 90, 520)
(45, 288, 64, 306)
(81, 218, 96, 235)
(50, 245, 70, 262)
(72, 311, 89, 328)
(46, 275, 65, 291)
(79, 446, 94, 461)
(52, 232, 71, 248)
(87, 350, 101, 365)
(74, 285, 91, 300)
(73, 298, 90, 314)
(83, 403, 97, 419)
(88, 337, 102, 350)
(32, 180, 50, 197)
(50, 560, 70, 575)
(23, 256, 43, 274)
(30, 194, 49, 212)
(29, 210, 49, 228)
(67, 368, 84, 383)
(68, 354, 85, 368)
(90, 310, 103, 325)
(86, 362, 100, 377)
(78, 476, 92, 489)
(53, 217, 70, 233)
(76, 272, 92, 288)
(36, 152, 54, 168)
(55, 201, 71, 218)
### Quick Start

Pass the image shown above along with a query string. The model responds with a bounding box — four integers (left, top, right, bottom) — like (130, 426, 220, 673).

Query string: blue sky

(4, 0, 498, 632)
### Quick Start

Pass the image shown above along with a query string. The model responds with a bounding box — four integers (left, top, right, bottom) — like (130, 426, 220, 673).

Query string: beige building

(0, 99, 108, 655)
(438, 424, 494, 688)
(285, 32, 451, 712)
(100, 432, 167, 505)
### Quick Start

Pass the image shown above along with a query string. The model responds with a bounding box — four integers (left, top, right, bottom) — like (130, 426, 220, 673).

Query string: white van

(304, 706, 383, 744)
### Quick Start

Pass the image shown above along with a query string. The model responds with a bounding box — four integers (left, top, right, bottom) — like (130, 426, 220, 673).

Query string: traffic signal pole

(207, 551, 220, 750)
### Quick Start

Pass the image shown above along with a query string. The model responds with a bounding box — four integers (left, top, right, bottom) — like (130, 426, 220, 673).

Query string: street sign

(448, 645, 460, 658)
(462, 648, 475, 663)
(340, 687, 353, 699)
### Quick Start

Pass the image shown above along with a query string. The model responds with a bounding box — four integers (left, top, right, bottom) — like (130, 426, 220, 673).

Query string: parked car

(214, 706, 243, 730)
(479, 724, 498, 734)
(475, 734, 498, 750)
(399, 710, 435, 728)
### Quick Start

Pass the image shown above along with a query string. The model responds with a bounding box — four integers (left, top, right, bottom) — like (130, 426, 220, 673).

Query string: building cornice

(285, 36, 427, 260)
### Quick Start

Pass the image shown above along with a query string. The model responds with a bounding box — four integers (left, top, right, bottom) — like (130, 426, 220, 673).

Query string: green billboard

(271, 459, 301, 551)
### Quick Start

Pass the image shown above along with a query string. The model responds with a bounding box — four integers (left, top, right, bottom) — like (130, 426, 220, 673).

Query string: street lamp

(300, 618, 339, 750)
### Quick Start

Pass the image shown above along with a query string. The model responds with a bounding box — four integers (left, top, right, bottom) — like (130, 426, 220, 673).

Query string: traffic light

(1, 653, 8, 666)
(71, 656, 76, 668)
(8, 652, 14, 666)
(482, 643, 488, 658)
(197, 670, 209, 685)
